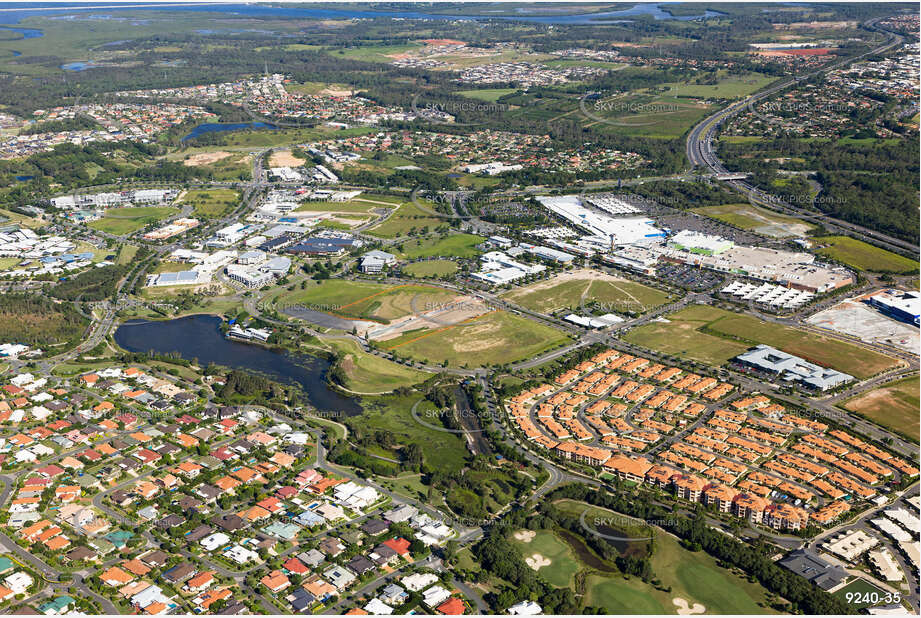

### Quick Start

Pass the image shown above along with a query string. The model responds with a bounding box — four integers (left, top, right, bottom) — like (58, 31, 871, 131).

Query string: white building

(360, 250, 396, 273)
(821, 529, 879, 562)
(868, 548, 903, 582)
(508, 601, 543, 615)
(201, 532, 230, 552)
(472, 251, 545, 286)
(536, 195, 665, 245)
(401, 572, 439, 592)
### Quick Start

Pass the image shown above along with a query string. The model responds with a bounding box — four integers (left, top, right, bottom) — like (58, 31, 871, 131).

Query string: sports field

(404, 260, 459, 278)
(380, 309, 572, 367)
(692, 203, 813, 237)
(397, 233, 485, 259)
(511, 530, 581, 588)
(624, 304, 898, 378)
(813, 236, 919, 274)
(367, 199, 447, 238)
(327, 339, 429, 393)
(843, 376, 920, 440)
(275, 280, 457, 323)
(87, 207, 179, 235)
(503, 269, 673, 315)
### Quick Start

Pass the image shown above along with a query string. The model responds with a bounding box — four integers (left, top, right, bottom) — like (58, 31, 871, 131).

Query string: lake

(181, 121, 278, 142)
(113, 314, 361, 417)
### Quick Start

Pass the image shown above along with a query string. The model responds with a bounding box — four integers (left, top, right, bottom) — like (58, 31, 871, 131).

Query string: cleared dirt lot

(364, 293, 492, 341)
(844, 376, 919, 440)
(268, 149, 306, 167)
(184, 151, 233, 166)
(806, 295, 918, 354)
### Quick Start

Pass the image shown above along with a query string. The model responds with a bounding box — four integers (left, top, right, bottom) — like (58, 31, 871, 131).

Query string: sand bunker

(514, 530, 536, 543)
(184, 151, 232, 166)
(673, 598, 706, 615)
(525, 553, 551, 570)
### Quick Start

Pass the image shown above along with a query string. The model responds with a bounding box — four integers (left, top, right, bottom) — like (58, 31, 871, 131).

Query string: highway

(685, 16, 917, 258)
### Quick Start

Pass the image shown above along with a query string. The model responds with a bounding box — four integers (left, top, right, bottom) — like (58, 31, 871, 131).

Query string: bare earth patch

(673, 598, 706, 615)
(513, 530, 536, 543)
(269, 150, 306, 167)
(184, 151, 232, 166)
(364, 294, 491, 341)
(525, 553, 551, 570)
(320, 87, 357, 96)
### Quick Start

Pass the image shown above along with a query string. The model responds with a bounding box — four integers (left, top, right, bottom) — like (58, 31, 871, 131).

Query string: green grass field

(661, 73, 777, 99)
(624, 304, 897, 378)
(199, 125, 376, 149)
(534, 500, 774, 613)
(348, 393, 468, 475)
(396, 233, 484, 259)
(327, 339, 430, 393)
(457, 88, 517, 102)
(337, 43, 420, 63)
(403, 259, 459, 278)
(813, 236, 919, 274)
(180, 188, 240, 218)
(87, 206, 178, 235)
(380, 309, 572, 367)
(274, 280, 457, 323)
(511, 530, 581, 588)
(691, 203, 814, 237)
(843, 376, 920, 440)
(578, 93, 714, 139)
(832, 578, 891, 611)
(367, 199, 447, 238)
(503, 270, 673, 315)
(115, 244, 139, 265)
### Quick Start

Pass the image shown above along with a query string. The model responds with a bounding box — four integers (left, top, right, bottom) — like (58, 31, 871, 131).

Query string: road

(685, 15, 916, 258)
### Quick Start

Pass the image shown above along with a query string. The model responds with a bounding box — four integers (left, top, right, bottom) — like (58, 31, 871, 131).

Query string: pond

(113, 314, 361, 417)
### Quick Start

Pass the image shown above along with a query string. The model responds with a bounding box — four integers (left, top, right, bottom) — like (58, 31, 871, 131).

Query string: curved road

(686, 15, 916, 257)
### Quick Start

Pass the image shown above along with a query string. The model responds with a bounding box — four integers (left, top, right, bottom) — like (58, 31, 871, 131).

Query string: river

(113, 314, 361, 417)
(0, 3, 724, 29)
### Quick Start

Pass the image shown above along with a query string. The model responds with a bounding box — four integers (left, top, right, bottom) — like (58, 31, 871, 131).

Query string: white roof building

(401, 572, 439, 592)
(821, 529, 879, 562)
(508, 600, 543, 615)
